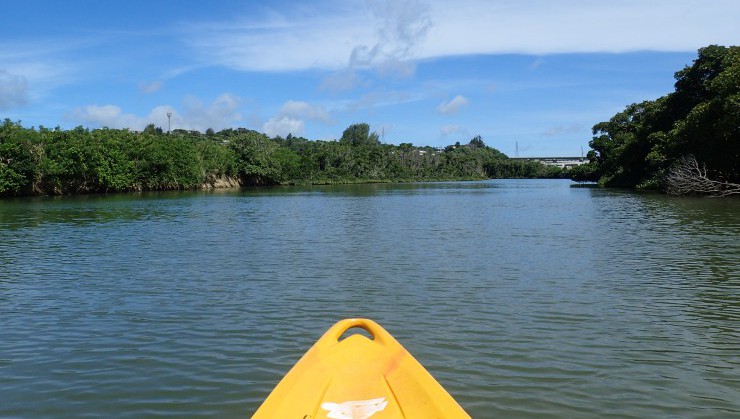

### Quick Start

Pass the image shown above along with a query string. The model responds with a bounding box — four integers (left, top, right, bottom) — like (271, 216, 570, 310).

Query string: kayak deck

(252, 318, 470, 418)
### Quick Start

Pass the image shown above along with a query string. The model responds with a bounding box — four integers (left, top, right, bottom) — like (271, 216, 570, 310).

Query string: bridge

(510, 157, 586, 168)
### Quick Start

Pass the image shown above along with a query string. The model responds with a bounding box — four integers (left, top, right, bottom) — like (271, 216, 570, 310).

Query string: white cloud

(279, 100, 332, 123)
(436, 95, 469, 115)
(181, 93, 243, 131)
(262, 100, 333, 137)
(320, 0, 431, 91)
(262, 116, 305, 138)
(421, 0, 740, 57)
(184, 0, 740, 73)
(71, 93, 243, 131)
(347, 0, 431, 69)
(0, 69, 29, 109)
(72, 104, 147, 129)
(187, 0, 431, 81)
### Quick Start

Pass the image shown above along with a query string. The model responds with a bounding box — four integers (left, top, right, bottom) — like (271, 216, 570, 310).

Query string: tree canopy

(572, 45, 740, 192)
(339, 123, 380, 147)
(0, 120, 567, 197)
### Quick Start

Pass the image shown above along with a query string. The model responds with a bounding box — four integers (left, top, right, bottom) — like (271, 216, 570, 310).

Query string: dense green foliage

(0, 120, 566, 197)
(575, 45, 740, 190)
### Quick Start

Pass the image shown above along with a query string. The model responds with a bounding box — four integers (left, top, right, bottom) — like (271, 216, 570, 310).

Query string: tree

(339, 123, 380, 147)
(0, 119, 38, 195)
(468, 135, 486, 149)
(577, 45, 740, 192)
(228, 130, 282, 185)
(670, 46, 740, 182)
(143, 124, 163, 135)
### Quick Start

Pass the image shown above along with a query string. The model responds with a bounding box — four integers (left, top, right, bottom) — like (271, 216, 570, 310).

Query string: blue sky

(1, 0, 738, 156)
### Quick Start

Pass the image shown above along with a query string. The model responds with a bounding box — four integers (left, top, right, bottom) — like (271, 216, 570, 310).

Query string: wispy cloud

(440, 124, 463, 136)
(138, 80, 163, 94)
(187, 0, 432, 85)
(436, 95, 469, 115)
(185, 4, 373, 72)
(0, 39, 101, 108)
(321, 0, 431, 91)
(319, 70, 365, 94)
(184, 0, 740, 74)
(0, 69, 29, 110)
(0, 58, 77, 107)
(542, 123, 585, 137)
(530, 57, 546, 69)
(348, 89, 415, 111)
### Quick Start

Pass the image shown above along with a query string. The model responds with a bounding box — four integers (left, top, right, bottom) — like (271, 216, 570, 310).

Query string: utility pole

(166, 112, 172, 134)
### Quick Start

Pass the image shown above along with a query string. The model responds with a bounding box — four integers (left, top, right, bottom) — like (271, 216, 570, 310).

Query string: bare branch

(665, 155, 740, 197)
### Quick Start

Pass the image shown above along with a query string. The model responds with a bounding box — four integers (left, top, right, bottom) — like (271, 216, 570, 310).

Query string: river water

(1, 179, 738, 418)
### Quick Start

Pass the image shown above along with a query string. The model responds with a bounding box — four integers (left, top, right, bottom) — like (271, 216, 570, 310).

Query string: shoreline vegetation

(0, 121, 567, 197)
(570, 45, 739, 197)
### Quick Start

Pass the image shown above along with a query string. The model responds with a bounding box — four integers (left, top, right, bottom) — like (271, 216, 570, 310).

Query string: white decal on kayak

(321, 397, 388, 419)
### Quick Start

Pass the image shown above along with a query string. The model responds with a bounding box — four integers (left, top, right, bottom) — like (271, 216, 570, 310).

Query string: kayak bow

(252, 318, 470, 418)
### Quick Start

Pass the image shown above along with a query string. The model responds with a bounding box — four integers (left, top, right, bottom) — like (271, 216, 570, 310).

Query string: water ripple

(1, 181, 738, 417)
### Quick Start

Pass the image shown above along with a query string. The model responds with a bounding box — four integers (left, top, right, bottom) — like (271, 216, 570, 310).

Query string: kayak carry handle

(323, 318, 393, 347)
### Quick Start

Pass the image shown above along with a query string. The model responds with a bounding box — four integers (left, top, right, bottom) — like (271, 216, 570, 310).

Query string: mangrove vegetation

(570, 45, 739, 196)
(0, 121, 565, 197)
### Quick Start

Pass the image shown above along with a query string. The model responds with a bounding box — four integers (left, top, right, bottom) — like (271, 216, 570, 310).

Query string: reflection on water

(1, 180, 738, 418)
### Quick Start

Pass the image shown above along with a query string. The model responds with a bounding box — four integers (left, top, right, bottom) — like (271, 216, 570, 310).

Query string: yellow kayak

(252, 318, 470, 418)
